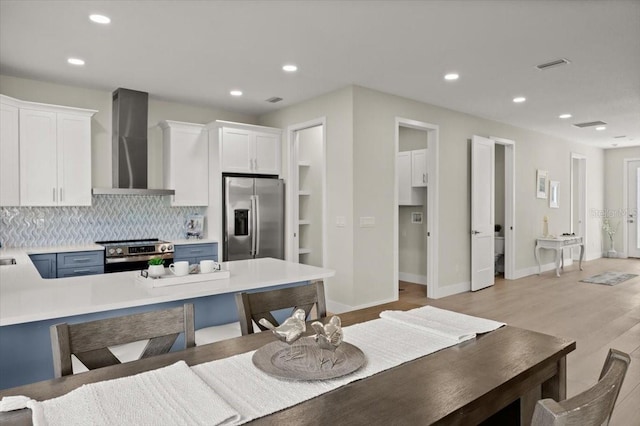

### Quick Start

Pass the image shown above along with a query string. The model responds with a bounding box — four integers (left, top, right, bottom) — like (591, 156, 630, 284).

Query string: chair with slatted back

(236, 281, 326, 335)
(50, 303, 195, 377)
(531, 348, 630, 426)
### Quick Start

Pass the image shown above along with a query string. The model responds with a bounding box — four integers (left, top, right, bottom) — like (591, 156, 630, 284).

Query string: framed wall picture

(536, 169, 548, 199)
(549, 180, 559, 208)
(185, 214, 204, 239)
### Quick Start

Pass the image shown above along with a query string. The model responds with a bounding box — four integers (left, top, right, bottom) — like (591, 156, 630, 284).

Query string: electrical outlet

(359, 217, 375, 227)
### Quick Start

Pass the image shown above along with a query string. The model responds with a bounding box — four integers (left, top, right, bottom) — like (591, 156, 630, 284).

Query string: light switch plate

(336, 216, 346, 227)
(360, 217, 375, 227)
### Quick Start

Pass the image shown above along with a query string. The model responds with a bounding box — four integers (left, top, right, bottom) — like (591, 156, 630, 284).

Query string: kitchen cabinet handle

(72, 258, 92, 263)
(71, 269, 91, 274)
(423, 173, 426, 183)
(52, 188, 56, 202)
(60, 188, 63, 202)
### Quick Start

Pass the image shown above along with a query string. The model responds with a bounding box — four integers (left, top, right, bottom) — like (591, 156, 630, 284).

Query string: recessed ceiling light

(513, 96, 526, 103)
(595, 126, 606, 131)
(444, 73, 459, 81)
(559, 114, 572, 119)
(230, 90, 243, 97)
(282, 64, 298, 72)
(89, 14, 111, 24)
(67, 58, 85, 66)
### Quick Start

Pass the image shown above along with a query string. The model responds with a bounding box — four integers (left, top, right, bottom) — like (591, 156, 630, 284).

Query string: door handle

(255, 195, 260, 256)
(250, 196, 256, 256)
(629, 219, 635, 223)
(471, 230, 481, 235)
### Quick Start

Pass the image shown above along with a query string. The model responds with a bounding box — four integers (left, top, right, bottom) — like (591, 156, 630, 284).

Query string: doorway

(571, 154, 587, 260)
(394, 118, 439, 299)
(624, 159, 640, 258)
(287, 118, 326, 267)
(489, 137, 516, 280)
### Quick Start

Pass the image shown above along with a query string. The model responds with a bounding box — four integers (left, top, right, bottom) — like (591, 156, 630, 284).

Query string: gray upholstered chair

(531, 348, 630, 426)
(50, 304, 195, 377)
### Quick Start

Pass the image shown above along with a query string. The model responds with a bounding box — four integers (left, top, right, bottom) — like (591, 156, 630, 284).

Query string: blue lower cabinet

(29, 251, 105, 279)
(56, 251, 104, 278)
(29, 254, 57, 279)
(57, 265, 104, 278)
(174, 243, 218, 265)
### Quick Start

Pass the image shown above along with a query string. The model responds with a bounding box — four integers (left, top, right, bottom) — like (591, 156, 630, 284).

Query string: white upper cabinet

(57, 113, 92, 206)
(0, 97, 20, 206)
(219, 123, 281, 175)
(160, 120, 208, 206)
(397, 151, 425, 206)
(18, 100, 96, 206)
(411, 148, 428, 187)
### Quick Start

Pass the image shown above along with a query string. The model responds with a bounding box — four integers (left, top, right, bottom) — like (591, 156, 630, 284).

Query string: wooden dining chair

(50, 303, 195, 377)
(235, 280, 326, 335)
(531, 348, 630, 426)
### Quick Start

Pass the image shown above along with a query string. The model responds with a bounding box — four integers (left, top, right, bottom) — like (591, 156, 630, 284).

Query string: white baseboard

(327, 296, 398, 314)
(399, 272, 427, 285)
(514, 259, 574, 280)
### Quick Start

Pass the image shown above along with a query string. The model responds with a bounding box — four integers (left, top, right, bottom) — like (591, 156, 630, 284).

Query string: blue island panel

(0, 281, 307, 390)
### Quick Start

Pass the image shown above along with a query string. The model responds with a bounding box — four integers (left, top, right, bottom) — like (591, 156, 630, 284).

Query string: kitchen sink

(0, 258, 17, 266)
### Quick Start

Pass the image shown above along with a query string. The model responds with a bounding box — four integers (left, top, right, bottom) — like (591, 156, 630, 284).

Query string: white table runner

(0, 306, 505, 425)
(192, 306, 505, 424)
(1, 361, 240, 426)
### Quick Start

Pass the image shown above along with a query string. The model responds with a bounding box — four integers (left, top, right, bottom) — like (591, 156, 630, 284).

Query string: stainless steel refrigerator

(223, 175, 285, 261)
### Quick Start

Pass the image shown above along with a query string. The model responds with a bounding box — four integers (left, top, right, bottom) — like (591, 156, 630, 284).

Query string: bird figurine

(311, 316, 343, 368)
(259, 308, 307, 360)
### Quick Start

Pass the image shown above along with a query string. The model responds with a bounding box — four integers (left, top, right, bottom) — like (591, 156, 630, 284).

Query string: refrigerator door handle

(250, 195, 256, 256)
(255, 195, 261, 256)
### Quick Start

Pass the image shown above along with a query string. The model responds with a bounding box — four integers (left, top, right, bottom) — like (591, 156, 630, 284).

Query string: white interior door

(471, 135, 495, 291)
(628, 160, 640, 258)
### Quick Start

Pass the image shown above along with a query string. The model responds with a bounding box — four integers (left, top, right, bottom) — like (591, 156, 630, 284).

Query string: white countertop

(0, 250, 334, 326)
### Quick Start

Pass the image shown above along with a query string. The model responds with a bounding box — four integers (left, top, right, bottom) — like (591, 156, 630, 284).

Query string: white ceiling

(1, 0, 639, 149)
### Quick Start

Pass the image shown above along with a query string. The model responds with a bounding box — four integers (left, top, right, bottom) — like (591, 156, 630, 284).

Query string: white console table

(535, 236, 585, 277)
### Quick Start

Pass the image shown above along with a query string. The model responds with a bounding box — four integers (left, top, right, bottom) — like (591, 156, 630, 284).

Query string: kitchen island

(0, 251, 334, 389)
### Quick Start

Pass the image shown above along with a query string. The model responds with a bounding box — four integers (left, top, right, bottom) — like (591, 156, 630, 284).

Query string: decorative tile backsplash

(0, 195, 206, 248)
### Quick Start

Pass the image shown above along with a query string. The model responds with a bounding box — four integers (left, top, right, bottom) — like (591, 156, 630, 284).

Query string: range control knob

(116, 248, 123, 255)
(108, 248, 116, 255)
(159, 245, 166, 252)
(167, 245, 173, 251)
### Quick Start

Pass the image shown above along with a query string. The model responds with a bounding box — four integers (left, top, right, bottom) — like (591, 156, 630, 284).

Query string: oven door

(104, 253, 173, 273)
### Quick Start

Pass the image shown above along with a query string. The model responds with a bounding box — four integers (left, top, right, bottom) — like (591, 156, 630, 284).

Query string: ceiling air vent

(536, 58, 571, 70)
(613, 135, 627, 139)
(265, 97, 283, 103)
(573, 121, 607, 128)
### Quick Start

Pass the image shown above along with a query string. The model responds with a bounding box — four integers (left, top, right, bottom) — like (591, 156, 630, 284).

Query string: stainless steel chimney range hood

(92, 88, 175, 196)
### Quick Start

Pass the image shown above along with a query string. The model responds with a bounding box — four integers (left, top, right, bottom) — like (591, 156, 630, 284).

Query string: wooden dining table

(0, 301, 575, 426)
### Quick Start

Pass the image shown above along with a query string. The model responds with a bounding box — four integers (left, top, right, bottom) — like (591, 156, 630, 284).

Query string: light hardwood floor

(399, 257, 640, 426)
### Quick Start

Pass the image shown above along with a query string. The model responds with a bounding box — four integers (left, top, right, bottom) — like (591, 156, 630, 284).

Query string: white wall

(0, 74, 257, 188)
(259, 87, 355, 309)
(604, 146, 640, 256)
(351, 85, 604, 302)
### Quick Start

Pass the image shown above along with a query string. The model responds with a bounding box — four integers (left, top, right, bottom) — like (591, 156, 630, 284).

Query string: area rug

(580, 272, 638, 286)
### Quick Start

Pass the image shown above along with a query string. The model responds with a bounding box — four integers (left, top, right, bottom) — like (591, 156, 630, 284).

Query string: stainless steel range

(96, 239, 174, 273)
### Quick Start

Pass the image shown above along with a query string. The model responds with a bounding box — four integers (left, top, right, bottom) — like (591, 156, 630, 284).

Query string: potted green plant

(147, 256, 165, 278)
